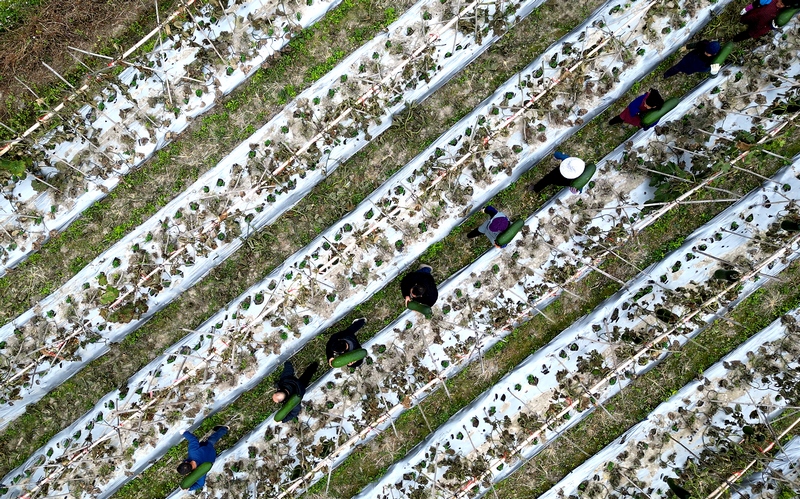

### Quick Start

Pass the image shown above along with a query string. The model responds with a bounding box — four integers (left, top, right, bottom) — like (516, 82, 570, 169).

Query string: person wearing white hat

(528, 152, 586, 194)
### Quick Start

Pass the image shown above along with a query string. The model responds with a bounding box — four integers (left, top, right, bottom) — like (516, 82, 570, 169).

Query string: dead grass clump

(0, 0, 151, 122)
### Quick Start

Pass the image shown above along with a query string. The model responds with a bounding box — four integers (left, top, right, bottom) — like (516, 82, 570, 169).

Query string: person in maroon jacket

(608, 89, 664, 129)
(733, 0, 785, 41)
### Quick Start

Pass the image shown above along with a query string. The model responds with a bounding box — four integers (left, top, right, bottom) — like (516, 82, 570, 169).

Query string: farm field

(0, 0, 799, 498)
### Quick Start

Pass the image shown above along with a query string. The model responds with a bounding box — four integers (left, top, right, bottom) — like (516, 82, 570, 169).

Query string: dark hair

(411, 284, 426, 297)
(332, 339, 349, 355)
(646, 89, 664, 109)
(177, 461, 193, 475)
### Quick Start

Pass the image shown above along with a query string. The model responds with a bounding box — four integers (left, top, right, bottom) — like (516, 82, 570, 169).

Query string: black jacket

(276, 362, 309, 422)
(326, 329, 364, 368)
(400, 271, 438, 306)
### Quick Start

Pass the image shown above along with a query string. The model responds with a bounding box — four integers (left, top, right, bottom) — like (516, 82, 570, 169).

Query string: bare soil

(0, 0, 162, 127)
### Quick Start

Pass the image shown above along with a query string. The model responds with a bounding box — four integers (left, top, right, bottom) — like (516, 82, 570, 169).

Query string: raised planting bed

(176, 51, 800, 497)
(719, 436, 800, 499)
(539, 309, 800, 499)
(0, 0, 739, 494)
(0, 0, 353, 276)
(352, 146, 800, 498)
(0, 0, 550, 430)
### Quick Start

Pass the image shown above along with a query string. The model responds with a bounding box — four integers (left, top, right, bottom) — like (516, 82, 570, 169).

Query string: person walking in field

(663, 40, 722, 77)
(607, 88, 664, 129)
(176, 425, 229, 491)
(733, 0, 785, 41)
(401, 265, 439, 309)
(466, 205, 511, 248)
(326, 318, 367, 368)
(528, 152, 586, 194)
(272, 360, 319, 422)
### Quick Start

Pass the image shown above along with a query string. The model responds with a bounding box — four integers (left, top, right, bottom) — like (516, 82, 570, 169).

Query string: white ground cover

(183, 52, 800, 497)
(351, 143, 800, 498)
(0, 0, 346, 275)
(0, 0, 548, 429)
(0, 0, 737, 496)
(725, 436, 800, 499)
(539, 310, 800, 499)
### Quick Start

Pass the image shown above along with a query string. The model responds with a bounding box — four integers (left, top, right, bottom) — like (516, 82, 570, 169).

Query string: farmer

(466, 205, 511, 248)
(528, 152, 586, 194)
(176, 425, 229, 491)
(664, 40, 722, 78)
(733, 0, 784, 41)
(272, 360, 319, 422)
(326, 318, 367, 368)
(401, 265, 439, 309)
(608, 88, 665, 129)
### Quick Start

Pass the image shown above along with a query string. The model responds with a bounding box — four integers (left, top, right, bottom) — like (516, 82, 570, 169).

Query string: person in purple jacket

(466, 205, 511, 248)
(608, 89, 664, 129)
(177, 425, 229, 491)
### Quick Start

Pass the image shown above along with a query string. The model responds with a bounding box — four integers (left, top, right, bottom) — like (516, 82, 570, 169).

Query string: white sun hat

(559, 157, 585, 179)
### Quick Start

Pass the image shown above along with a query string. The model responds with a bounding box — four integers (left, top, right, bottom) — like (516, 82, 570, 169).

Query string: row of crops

(0, 0, 798, 497)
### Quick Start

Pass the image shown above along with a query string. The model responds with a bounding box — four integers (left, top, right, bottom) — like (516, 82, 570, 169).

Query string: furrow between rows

(352, 146, 800, 497)
(539, 307, 800, 499)
(0, 0, 544, 428)
(186, 52, 788, 498)
(0, 0, 728, 495)
(0, 0, 344, 274)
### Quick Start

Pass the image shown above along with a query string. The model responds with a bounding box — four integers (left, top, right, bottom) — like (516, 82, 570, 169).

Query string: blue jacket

(626, 94, 647, 118)
(183, 432, 217, 491)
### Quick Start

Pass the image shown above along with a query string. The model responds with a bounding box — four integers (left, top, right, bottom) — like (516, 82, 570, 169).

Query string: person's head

(272, 390, 288, 403)
(643, 89, 664, 110)
(331, 339, 350, 355)
(704, 41, 721, 57)
(410, 284, 426, 298)
(559, 157, 586, 180)
(177, 460, 195, 476)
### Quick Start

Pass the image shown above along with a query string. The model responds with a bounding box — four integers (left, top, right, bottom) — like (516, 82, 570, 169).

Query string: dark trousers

(532, 167, 571, 193)
(732, 31, 752, 42)
(339, 320, 365, 336)
(205, 427, 228, 446)
(298, 362, 318, 388)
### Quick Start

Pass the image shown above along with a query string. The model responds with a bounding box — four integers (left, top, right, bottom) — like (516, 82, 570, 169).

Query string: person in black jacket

(326, 318, 367, 368)
(528, 152, 586, 194)
(400, 265, 438, 308)
(664, 40, 722, 78)
(272, 360, 318, 422)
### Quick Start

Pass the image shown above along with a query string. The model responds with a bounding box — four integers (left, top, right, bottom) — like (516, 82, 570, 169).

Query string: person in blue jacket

(176, 425, 229, 491)
(466, 205, 511, 248)
(664, 40, 722, 78)
(272, 360, 319, 422)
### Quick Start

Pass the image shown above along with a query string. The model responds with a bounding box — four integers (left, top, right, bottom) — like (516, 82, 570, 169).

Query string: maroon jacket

(619, 92, 650, 128)
(740, 2, 780, 39)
